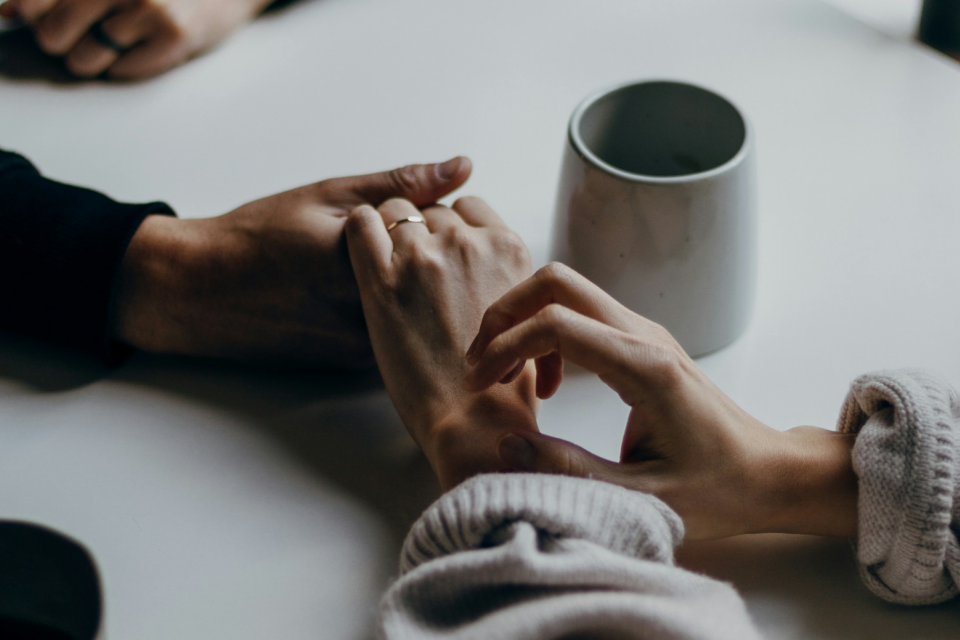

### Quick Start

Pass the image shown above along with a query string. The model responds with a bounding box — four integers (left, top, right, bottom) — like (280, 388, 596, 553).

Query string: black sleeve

(0, 149, 175, 363)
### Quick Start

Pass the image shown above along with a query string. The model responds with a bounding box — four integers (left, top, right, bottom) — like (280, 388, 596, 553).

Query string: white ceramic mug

(550, 79, 757, 357)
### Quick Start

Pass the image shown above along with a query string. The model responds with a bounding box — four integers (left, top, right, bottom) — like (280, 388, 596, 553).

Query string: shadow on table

(678, 534, 960, 639)
(0, 331, 439, 553)
(0, 333, 109, 392)
(117, 349, 442, 549)
(0, 26, 77, 84)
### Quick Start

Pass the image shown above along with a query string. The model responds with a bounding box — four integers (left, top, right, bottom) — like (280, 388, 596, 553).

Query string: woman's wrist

(426, 377, 539, 491)
(751, 426, 858, 538)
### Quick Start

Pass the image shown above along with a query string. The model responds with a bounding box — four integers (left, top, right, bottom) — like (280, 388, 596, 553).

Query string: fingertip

(427, 155, 471, 198)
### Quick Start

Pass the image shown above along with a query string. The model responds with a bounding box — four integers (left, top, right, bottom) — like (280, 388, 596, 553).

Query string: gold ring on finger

(386, 215, 426, 232)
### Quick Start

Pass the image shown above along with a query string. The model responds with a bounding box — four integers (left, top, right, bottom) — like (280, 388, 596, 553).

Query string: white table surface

(2, 0, 960, 637)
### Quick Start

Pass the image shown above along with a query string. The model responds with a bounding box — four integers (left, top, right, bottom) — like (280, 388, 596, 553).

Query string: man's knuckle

(388, 165, 420, 194)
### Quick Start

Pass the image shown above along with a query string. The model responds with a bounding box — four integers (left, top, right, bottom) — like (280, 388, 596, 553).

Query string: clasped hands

(117, 156, 859, 542)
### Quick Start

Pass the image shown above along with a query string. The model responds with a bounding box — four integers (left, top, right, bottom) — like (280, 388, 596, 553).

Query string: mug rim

(568, 79, 753, 184)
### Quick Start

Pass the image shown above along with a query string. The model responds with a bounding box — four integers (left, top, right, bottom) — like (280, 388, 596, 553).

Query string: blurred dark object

(0, 522, 102, 640)
(919, 0, 960, 58)
(0, 26, 76, 83)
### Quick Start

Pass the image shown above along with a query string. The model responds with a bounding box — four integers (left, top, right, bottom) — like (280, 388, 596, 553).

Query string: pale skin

(345, 196, 540, 490)
(346, 196, 859, 541)
(114, 157, 473, 367)
(0, 0, 271, 78)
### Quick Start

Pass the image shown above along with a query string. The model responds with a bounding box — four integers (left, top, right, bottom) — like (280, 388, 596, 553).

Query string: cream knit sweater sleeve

(837, 369, 960, 605)
(377, 473, 761, 640)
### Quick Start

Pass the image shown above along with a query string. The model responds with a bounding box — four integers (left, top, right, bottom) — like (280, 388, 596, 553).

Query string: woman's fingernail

(465, 335, 480, 363)
(499, 434, 536, 471)
(436, 157, 462, 180)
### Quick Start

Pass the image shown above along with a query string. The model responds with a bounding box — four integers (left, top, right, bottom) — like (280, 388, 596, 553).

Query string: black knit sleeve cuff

(0, 151, 176, 364)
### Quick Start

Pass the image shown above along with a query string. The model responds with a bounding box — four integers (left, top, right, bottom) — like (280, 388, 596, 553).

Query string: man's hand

(465, 263, 859, 540)
(345, 196, 538, 490)
(0, 0, 270, 79)
(113, 157, 472, 368)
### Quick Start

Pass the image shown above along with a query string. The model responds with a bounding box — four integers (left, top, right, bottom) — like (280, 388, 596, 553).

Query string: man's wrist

(114, 214, 196, 354)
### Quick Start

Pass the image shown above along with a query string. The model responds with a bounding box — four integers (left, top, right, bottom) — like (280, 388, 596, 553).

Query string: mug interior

(577, 81, 746, 178)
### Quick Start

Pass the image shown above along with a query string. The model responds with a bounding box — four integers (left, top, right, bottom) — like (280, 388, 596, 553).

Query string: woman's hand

(0, 0, 270, 78)
(464, 263, 858, 540)
(114, 158, 472, 369)
(345, 196, 538, 491)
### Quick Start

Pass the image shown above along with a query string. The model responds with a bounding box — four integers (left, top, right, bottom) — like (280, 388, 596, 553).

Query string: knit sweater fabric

(837, 369, 960, 605)
(380, 370, 960, 638)
(378, 473, 763, 640)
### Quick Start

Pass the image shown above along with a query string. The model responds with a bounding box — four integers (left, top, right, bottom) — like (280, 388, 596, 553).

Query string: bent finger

(35, 0, 117, 55)
(466, 262, 636, 365)
(465, 303, 675, 402)
(13, 0, 59, 24)
(65, 30, 117, 76)
(1, 0, 22, 19)
(107, 31, 185, 79)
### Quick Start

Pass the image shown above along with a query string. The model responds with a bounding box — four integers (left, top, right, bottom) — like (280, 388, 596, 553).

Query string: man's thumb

(498, 432, 619, 481)
(347, 156, 472, 207)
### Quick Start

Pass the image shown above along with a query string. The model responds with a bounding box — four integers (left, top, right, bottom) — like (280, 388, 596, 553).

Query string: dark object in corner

(919, 0, 960, 57)
(0, 522, 102, 640)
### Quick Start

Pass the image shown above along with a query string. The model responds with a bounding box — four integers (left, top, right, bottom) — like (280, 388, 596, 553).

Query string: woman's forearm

(751, 426, 858, 538)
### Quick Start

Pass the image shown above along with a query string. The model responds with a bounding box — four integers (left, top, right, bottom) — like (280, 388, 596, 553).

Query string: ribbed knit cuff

(0, 151, 175, 364)
(837, 369, 960, 605)
(400, 473, 683, 574)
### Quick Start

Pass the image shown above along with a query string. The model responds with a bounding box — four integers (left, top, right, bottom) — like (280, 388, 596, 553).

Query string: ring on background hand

(386, 215, 426, 232)
(91, 21, 127, 53)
